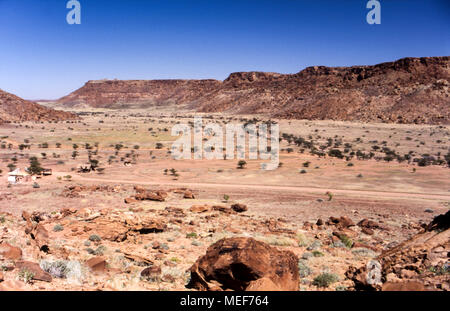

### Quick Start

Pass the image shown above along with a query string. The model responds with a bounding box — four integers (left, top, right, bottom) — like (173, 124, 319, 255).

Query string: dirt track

(74, 175, 450, 201)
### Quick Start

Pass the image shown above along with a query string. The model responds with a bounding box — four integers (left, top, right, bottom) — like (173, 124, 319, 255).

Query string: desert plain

(0, 105, 448, 291)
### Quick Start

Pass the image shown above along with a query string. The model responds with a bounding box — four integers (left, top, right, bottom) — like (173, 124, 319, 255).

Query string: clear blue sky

(0, 0, 449, 99)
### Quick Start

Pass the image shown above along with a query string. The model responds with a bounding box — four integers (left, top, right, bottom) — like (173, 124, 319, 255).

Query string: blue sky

(0, 0, 449, 99)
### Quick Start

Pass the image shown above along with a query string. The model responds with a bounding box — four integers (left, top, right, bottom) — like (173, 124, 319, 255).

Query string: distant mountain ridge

(58, 56, 450, 124)
(0, 89, 77, 123)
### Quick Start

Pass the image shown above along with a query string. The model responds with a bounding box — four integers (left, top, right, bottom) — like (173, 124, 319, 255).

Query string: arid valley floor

(0, 107, 449, 291)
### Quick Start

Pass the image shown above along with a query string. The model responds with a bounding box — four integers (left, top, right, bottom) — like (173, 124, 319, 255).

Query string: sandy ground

(0, 109, 448, 291)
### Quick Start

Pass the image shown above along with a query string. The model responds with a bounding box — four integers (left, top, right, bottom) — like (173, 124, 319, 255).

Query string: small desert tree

(89, 159, 99, 171)
(28, 157, 43, 175)
(169, 168, 177, 176)
(237, 160, 247, 169)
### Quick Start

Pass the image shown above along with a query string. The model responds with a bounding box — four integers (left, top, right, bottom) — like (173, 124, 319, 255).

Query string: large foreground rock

(187, 237, 299, 291)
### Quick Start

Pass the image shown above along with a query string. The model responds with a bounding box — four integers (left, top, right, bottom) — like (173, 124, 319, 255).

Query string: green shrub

(89, 234, 101, 242)
(186, 232, 197, 239)
(237, 160, 247, 169)
(40, 261, 69, 278)
(339, 234, 353, 248)
(312, 273, 339, 288)
(312, 250, 324, 257)
(18, 268, 35, 284)
(298, 260, 312, 278)
(296, 233, 310, 247)
(53, 224, 64, 232)
(307, 240, 322, 251)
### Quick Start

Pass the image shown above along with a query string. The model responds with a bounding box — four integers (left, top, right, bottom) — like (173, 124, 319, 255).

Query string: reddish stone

(0, 243, 22, 261)
(86, 257, 107, 273)
(231, 204, 248, 213)
(15, 261, 52, 282)
(187, 237, 299, 291)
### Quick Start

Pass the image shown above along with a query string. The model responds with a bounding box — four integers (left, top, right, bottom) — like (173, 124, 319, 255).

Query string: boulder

(186, 237, 299, 291)
(21, 211, 31, 221)
(327, 216, 355, 228)
(126, 216, 166, 233)
(86, 257, 107, 273)
(183, 190, 195, 199)
(140, 266, 161, 279)
(87, 219, 129, 242)
(15, 261, 52, 282)
(426, 210, 449, 231)
(361, 227, 374, 235)
(190, 205, 211, 213)
(31, 224, 50, 252)
(124, 197, 138, 204)
(0, 243, 22, 261)
(231, 204, 248, 213)
(357, 218, 380, 229)
(165, 206, 185, 216)
(135, 190, 167, 202)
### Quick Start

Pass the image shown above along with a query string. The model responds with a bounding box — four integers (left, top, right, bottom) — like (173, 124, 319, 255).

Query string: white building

(7, 168, 30, 184)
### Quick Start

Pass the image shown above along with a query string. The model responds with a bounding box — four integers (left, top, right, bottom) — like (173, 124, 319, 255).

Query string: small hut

(7, 169, 31, 184)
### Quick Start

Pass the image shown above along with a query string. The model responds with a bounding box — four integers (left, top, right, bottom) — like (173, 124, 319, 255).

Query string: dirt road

(73, 174, 450, 201)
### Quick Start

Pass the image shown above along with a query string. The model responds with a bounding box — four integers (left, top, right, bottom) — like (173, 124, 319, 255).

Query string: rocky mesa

(58, 56, 450, 124)
(0, 89, 77, 123)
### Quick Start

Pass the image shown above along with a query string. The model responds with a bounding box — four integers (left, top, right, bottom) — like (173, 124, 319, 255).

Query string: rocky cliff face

(0, 89, 77, 123)
(59, 79, 222, 109)
(58, 56, 450, 124)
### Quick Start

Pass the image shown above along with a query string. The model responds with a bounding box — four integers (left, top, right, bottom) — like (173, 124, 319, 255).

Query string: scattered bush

(298, 260, 312, 278)
(296, 232, 310, 247)
(89, 234, 102, 242)
(18, 268, 35, 284)
(312, 273, 339, 288)
(186, 232, 197, 239)
(237, 160, 247, 169)
(312, 250, 324, 257)
(40, 260, 82, 280)
(339, 234, 353, 248)
(53, 224, 64, 232)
